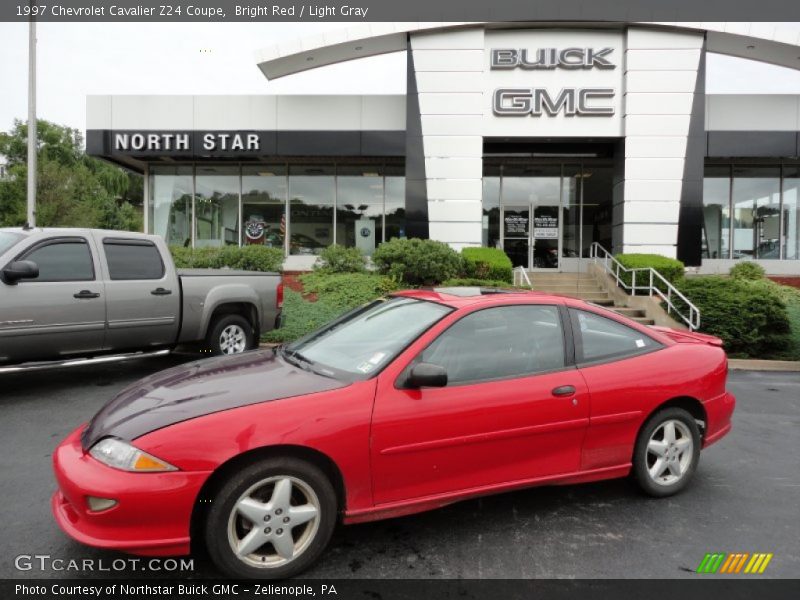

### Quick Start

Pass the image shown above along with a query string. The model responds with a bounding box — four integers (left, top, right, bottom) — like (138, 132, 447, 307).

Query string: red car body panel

(52, 290, 736, 556)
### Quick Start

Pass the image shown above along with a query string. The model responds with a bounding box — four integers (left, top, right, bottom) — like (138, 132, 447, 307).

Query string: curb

(728, 359, 800, 372)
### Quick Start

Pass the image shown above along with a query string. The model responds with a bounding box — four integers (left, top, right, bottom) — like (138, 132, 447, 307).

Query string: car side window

(102, 239, 165, 280)
(19, 239, 94, 282)
(571, 309, 661, 364)
(417, 304, 565, 386)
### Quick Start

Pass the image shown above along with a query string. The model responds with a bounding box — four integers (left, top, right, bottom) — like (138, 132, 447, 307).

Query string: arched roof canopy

(255, 22, 800, 80)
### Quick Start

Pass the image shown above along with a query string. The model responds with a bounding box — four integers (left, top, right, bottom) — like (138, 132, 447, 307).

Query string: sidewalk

(728, 359, 800, 372)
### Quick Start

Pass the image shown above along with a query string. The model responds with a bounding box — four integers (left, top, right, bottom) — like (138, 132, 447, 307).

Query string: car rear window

(103, 239, 165, 280)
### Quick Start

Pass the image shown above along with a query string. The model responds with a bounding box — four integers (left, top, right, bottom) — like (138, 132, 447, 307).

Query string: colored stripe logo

(696, 552, 773, 574)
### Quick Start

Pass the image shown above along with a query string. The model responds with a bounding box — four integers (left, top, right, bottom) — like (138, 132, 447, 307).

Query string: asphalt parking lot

(0, 355, 798, 579)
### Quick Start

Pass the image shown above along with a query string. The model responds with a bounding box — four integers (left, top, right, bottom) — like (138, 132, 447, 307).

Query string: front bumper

(703, 391, 736, 448)
(51, 426, 210, 556)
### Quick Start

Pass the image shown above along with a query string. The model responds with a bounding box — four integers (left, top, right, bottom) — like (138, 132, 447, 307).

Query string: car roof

(393, 287, 572, 308)
(0, 227, 157, 239)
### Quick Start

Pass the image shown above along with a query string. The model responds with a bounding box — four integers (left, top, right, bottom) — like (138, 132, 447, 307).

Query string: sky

(2, 22, 800, 134)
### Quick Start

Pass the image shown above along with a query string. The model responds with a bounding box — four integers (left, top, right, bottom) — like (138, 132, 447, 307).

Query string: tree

(0, 119, 143, 231)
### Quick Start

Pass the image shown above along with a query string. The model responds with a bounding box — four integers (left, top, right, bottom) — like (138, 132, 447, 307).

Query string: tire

(632, 407, 701, 498)
(204, 457, 337, 579)
(206, 314, 255, 356)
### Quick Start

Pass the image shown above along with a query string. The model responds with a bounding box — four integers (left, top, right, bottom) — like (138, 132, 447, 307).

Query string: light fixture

(362, 171, 379, 177)
(306, 56, 314, 61)
(746, 45, 755, 50)
(355, 46, 363, 50)
(258, 171, 275, 177)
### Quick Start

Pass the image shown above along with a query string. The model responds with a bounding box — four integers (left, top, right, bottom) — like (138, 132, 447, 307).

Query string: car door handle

(551, 385, 576, 397)
(73, 290, 100, 299)
(151, 287, 172, 296)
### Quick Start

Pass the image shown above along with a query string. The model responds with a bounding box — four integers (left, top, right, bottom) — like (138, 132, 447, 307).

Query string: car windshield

(0, 232, 23, 255)
(283, 296, 452, 380)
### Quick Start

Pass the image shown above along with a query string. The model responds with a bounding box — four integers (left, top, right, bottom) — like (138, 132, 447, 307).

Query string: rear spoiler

(650, 326, 724, 347)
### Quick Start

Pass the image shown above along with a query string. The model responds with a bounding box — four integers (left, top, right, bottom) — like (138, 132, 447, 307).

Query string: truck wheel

(204, 457, 337, 579)
(207, 315, 255, 355)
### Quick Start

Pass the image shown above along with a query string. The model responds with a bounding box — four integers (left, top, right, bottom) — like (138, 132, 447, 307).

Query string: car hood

(80, 349, 348, 449)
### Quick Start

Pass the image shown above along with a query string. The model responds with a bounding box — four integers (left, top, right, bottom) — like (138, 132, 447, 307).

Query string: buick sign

(491, 47, 616, 117)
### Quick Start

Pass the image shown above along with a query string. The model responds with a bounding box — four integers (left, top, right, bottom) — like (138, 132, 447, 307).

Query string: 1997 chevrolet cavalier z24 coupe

(53, 288, 735, 578)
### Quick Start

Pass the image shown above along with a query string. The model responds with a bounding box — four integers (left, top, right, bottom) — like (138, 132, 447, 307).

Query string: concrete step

(529, 273, 596, 282)
(628, 316, 656, 325)
(533, 285, 605, 293)
(611, 307, 647, 318)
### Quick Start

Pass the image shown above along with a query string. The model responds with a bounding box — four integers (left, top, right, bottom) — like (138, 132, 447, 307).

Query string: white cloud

(1, 22, 800, 133)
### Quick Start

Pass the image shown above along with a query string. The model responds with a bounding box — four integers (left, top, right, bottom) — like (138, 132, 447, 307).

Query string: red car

(52, 288, 735, 578)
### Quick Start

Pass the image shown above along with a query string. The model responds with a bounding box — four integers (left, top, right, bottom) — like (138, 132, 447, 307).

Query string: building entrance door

(501, 202, 561, 269)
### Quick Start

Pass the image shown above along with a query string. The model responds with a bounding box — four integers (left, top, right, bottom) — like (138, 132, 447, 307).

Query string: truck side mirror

(405, 362, 448, 389)
(2, 260, 39, 285)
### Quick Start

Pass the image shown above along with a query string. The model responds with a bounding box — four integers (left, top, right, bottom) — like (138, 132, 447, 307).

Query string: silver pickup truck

(0, 228, 282, 366)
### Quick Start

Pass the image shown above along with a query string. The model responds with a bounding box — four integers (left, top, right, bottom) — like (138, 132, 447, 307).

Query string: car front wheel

(633, 407, 701, 497)
(205, 457, 337, 579)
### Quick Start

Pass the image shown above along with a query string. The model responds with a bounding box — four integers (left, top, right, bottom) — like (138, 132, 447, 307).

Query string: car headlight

(89, 437, 178, 472)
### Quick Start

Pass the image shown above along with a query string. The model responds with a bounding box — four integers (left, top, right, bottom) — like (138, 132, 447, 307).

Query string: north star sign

(113, 132, 261, 152)
(491, 47, 617, 117)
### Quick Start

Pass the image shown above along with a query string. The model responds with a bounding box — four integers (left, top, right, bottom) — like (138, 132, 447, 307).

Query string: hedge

(729, 261, 766, 281)
(263, 272, 399, 343)
(170, 245, 284, 272)
(614, 253, 684, 293)
(315, 244, 366, 273)
(676, 276, 791, 357)
(462, 247, 513, 283)
(372, 238, 464, 285)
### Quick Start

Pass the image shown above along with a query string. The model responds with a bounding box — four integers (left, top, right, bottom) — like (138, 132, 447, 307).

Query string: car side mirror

(2, 260, 39, 285)
(406, 362, 448, 389)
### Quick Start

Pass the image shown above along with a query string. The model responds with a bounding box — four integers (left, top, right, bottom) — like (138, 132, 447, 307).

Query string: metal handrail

(513, 266, 532, 288)
(589, 242, 701, 331)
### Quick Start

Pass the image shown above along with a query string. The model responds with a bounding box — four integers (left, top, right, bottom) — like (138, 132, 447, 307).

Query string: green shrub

(461, 247, 513, 283)
(614, 253, 684, 293)
(300, 272, 399, 310)
(264, 273, 400, 343)
(372, 238, 464, 285)
(315, 244, 366, 273)
(169, 245, 283, 272)
(440, 278, 518, 288)
(676, 276, 791, 357)
(729, 261, 766, 281)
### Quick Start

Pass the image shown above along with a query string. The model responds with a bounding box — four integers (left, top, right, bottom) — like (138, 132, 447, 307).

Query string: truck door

(98, 236, 181, 352)
(0, 236, 106, 363)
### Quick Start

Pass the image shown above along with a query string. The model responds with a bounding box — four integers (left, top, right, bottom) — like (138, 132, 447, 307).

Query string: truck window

(102, 239, 165, 280)
(19, 239, 95, 282)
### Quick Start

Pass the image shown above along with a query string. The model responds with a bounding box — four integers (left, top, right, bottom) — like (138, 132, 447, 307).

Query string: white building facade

(87, 23, 800, 273)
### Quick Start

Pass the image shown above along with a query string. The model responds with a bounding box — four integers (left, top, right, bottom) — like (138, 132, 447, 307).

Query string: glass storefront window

(384, 165, 406, 242)
(289, 165, 335, 255)
(194, 166, 240, 247)
(731, 166, 781, 259)
(482, 165, 500, 249)
(783, 167, 800, 260)
(579, 165, 613, 257)
(336, 165, 384, 256)
(149, 166, 193, 247)
(703, 166, 731, 259)
(242, 166, 287, 251)
(561, 164, 580, 258)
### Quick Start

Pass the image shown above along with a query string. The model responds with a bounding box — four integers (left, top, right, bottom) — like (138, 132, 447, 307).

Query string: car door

(98, 236, 181, 352)
(0, 236, 106, 363)
(568, 307, 665, 471)
(370, 302, 590, 505)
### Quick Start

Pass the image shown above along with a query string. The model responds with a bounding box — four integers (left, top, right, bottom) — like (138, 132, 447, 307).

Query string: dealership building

(86, 22, 800, 273)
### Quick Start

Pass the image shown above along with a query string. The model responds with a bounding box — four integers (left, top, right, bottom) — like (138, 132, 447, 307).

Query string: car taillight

(276, 282, 284, 309)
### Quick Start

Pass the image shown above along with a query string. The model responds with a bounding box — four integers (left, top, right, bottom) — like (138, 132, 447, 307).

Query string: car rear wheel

(207, 314, 254, 356)
(205, 457, 337, 579)
(633, 407, 700, 497)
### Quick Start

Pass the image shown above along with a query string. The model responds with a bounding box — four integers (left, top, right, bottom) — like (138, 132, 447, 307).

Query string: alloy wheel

(646, 419, 694, 486)
(226, 476, 321, 568)
(219, 324, 247, 354)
